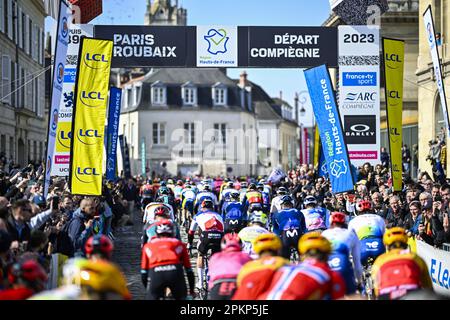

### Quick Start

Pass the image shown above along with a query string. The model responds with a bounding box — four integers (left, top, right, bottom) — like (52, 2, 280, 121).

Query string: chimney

(294, 92, 299, 124)
(239, 70, 248, 88)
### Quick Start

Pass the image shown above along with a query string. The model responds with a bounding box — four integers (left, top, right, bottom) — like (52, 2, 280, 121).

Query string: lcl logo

(75, 167, 100, 183)
(80, 91, 106, 108)
(83, 53, 109, 70)
(385, 53, 402, 70)
(77, 129, 102, 145)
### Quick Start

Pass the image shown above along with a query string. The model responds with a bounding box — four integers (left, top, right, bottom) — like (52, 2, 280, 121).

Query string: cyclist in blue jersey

(271, 195, 306, 259)
(301, 195, 330, 233)
(222, 191, 246, 233)
(194, 184, 218, 214)
(322, 212, 363, 294)
(257, 183, 271, 214)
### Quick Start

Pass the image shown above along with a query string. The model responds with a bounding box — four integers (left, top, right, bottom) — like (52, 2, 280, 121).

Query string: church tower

(144, 0, 187, 26)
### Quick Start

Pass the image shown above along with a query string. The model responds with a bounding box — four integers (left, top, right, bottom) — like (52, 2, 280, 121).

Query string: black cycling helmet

(201, 198, 214, 209)
(257, 183, 264, 191)
(304, 195, 317, 207)
(248, 183, 257, 190)
(280, 195, 293, 205)
(277, 187, 288, 195)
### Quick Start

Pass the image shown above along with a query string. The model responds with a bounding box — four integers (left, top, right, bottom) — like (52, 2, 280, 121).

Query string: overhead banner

(94, 25, 188, 67)
(424, 6, 450, 137)
(383, 38, 404, 192)
(338, 25, 380, 167)
(51, 24, 94, 177)
(248, 27, 338, 68)
(44, 0, 71, 197)
(69, 38, 114, 195)
(105, 87, 122, 181)
(416, 240, 450, 297)
(304, 64, 354, 194)
(93, 26, 339, 68)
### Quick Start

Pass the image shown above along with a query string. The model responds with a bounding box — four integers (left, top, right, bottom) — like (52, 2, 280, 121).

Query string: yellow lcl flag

(70, 38, 113, 195)
(383, 38, 404, 192)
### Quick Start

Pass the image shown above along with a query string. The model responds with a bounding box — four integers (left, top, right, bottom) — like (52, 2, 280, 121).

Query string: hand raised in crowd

(433, 201, 442, 213)
(418, 223, 425, 235)
(443, 212, 449, 233)
(84, 219, 94, 230)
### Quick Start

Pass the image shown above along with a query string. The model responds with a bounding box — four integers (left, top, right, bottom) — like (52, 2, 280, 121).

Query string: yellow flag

(70, 38, 113, 195)
(313, 125, 320, 168)
(383, 38, 404, 191)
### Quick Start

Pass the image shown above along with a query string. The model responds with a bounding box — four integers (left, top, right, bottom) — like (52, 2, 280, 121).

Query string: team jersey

(195, 191, 218, 207)
(301, 207, 330, 232)
(173, 186, 184, 199)
(258, 258, 346, 300)
(140, 184, 154, 198)
(271, 208, 306, 237)
(143, 203, 175, 224)
(144, 220, 182, 242)
(221, 188, 236, 202)
(239, 188, 248, 202)
(322, 227, 363, 282)
(348, 214, 386, 240)
(223, 202, 246, 220)
(271, 195, 294, 214)
(182, 188, 196, 201)
(244, 191, 263, 205)
(238, 225, 271, 259)
(233, 256, 290, 300)
(371, 248, 432, 298)
(141, 237, 191, 270)
(208, 249, 252, 290)
(189, 210, 224, 234)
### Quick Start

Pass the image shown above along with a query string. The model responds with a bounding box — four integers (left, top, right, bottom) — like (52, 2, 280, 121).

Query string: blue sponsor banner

(318, 146, 328, 178)
(106, 87, 122, 181)
(304, 64, 354, 194)
(63, 68, 77, 83)
(342, 72, 377, 86)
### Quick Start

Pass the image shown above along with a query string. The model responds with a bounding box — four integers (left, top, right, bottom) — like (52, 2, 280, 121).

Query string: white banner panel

(416, 240, 450, 297)
(197, 26, 238, 67)
(338, 25, 380, 167)
(51, 24, 94, 177)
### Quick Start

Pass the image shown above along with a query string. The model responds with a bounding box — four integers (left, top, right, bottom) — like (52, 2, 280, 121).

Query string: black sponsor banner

(344, 115, 376, 144)
(94, 25, 189, 67)
(94, 26, 338, 68)
(247, 27, 338, 67)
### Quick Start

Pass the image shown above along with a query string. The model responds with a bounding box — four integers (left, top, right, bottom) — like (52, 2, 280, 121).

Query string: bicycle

(198, 251, 211, 300)
(361, 257, 375, 300)
(289, 247, 299, 263)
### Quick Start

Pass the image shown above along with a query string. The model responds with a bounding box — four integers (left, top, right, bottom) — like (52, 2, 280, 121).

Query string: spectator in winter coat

(403, 201, 422, 236)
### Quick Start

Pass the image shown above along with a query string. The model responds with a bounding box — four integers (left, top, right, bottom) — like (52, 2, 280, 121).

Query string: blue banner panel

(106, 87, 122, 181)
(304, 64, 354, 194)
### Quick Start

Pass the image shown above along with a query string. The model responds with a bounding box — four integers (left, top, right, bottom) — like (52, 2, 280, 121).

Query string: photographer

(417, 199, 445, 247)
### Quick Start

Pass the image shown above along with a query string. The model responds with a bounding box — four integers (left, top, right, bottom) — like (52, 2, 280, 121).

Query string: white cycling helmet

(304, 196, 317, 207)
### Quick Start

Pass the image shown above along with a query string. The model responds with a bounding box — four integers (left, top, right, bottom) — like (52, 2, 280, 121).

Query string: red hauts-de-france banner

(338, 25, 381, 167)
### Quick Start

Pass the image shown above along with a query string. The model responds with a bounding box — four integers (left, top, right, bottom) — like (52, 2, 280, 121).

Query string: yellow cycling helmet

(298, 232, 331, 255)
(383, 227, 408, 247)
(252, 233, 282, 255)
(63, 258, 131, 300)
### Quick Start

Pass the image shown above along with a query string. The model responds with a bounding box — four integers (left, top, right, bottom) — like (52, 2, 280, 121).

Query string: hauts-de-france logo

(61, 17, 69, 38)
(329, 159, 347, 178)
(46, 156, 52, 174)
(57, 63, 65, 84)
(204, 28, 229, 55)
(51, 109, 59, 131)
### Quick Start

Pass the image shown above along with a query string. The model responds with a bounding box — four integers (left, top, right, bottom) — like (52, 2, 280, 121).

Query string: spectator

(0, 230, 12, 289)
(6, 200, 33, 244)
(121, 178, 138, 225)
(402, 144, 411, 176)
(371, 192, 387, 219)
(380, 147, 389, 168)
(404, 201, 422, 236)
(418, 199, 445, 247)
(386, 195, 405, 228)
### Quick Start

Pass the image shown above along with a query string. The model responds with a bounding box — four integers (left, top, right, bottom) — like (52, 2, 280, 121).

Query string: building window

(151, 83, 166, 106)
(214, 88, 226, 105)
(214, 123, 227, 144)
(182, 82, 197, 106)
(184, 123, 195, 144)
(2, 55, 11, 104)
(0, 135, 5, 155)
(152, 123, 166, 145)
(127, 87, 132, 108)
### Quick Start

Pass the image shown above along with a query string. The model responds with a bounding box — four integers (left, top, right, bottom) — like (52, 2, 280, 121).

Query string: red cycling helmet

(154, 206, 169, 217)
(331, 212, 347, 225)
(155, 219, 175, 237)
(8, 259, 48, 291)
(85, 235, 114, 259)
(221, 233, 242, 251)
(356, 200, 373, 213)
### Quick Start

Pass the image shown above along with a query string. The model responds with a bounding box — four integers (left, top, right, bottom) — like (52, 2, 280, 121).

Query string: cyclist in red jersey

(258, 232, 346, 300)
(0, 259, 47, 300)
(141, 219, 195, 300)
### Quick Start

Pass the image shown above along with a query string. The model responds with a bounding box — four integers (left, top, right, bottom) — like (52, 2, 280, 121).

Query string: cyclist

(85, 234, 114, 261)
(181, 183, 197, 227)
(220, 181, 236, 205)
(222, 190, 247, 234)
(348, 199, 386, 267)
(371, 227, 432, 300)
(142, 206, 181, 245)
(322, 212, 362, 295)
(141, 219, 195, 300)
(233, 233, 289, 300)
(173, 180, 184, 215)
(188, 199, 224, 290)
(238, 211, 271, 259)
(259, 232, 346, 300)
(242, 183, 263, 214)
(272, 195, 306, 260)
(140, 181, 154, 209)
(31, 258, 131, 300)
(239, 181, 248, 202)
(143, 202, 175, 225)
(301, 195, 330, 232)
(194, 184, 218, 214)
(257, 183, 271, 214)
(208, 234, 252, 300)
(0, 259, 47, 300)
(155, 187, 177, 215)
(270, 187, 289, 216)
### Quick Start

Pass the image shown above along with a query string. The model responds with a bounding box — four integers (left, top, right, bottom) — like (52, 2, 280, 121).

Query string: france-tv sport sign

(93, 25, 338, 68)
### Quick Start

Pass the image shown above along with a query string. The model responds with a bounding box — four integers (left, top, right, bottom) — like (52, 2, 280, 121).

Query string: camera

(434, 195, 442, 202)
